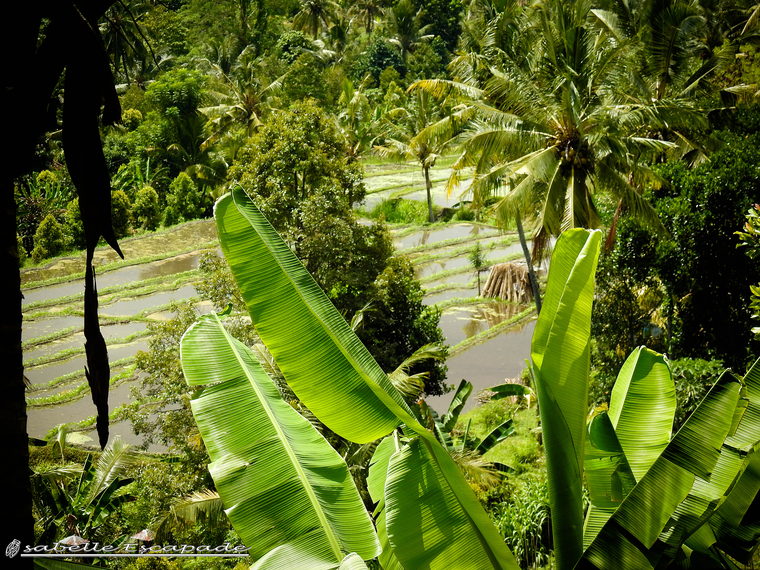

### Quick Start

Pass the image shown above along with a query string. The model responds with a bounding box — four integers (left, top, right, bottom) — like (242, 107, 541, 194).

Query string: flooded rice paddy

(23, 161, 537, 446)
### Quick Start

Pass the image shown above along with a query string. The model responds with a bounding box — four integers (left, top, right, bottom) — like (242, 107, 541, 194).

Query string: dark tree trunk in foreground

(516, 211, 542, 314)
(2, 3, 119, 565)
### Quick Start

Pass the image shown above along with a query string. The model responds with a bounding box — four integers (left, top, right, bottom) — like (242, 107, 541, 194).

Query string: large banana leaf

(582, 412, 635, 549)
(608, 347, 675, 482)
(531, 228, 601, 569)
(368, 437, 405, 570)
(580, 369, 746, 569)
(708, 358, 760, 562)
(215, 188, 519, 569)
(181, 313, 380, 569)
(384, 437, 519, 570)
(214, 187, 410, 443)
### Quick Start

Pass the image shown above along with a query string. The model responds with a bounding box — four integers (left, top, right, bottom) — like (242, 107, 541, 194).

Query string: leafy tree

(31, 214, 67, 263)
(132, 185, 161, 230)
(636, 132, 760, 368)
(275, 29, 315, 63)
(227, 101, 377, 298)
(411, 0, 463, 51)
(357, 256, 449, 396)
(351, 36, 407, 83)
(164, 172, 207, 225)
(737, 202, 760, 340)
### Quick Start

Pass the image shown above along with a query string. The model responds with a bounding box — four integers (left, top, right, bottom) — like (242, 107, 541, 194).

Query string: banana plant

(182, 186, 520, 569)
(32, 437, 136, 544)
(530, 228, 760, 569)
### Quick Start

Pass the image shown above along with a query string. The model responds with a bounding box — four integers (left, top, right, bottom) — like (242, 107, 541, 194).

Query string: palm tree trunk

(424, 165, 434, 223)
(515, 211, 542, 314)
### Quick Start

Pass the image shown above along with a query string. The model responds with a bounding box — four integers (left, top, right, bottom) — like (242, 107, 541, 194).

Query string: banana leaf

(215, 188, 519, 569)
(474, 420, 516, 454)
(368, 437, 405, 570)
(531, 228, 602, 569)
(384, 437, 519, 570)
(583, 412, 635, 549)
(441, 380, 473, 431)
(580, 370, 746, 569)
(181, 313, 380, 569)
(214, 187, 410, 443)
(608, 347, 675, 482)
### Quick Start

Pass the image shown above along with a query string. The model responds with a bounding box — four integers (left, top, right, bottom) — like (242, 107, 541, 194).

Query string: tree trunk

(424, 165, 434, 223)
(516, 211, 542, 315)
(0, 175, 33, 569)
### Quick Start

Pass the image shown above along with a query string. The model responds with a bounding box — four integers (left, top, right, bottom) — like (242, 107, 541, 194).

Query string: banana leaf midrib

(228, 186, 411, 429)
(214, 316, 345, 564)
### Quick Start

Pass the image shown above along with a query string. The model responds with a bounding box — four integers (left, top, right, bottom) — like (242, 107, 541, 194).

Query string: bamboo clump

(482, 262, 533, 303)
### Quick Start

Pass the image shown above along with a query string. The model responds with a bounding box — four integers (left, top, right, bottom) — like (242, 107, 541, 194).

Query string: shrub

(64, 198, 86, 250)
(17, 234, 27, 267)
(122, 108, 143, 131)
(111, 190, 132, 239)
(132, 186, 161, 231)
(164, 172, 205, 226)
(31, 214, 66, 262)
(369, 198, 429, 225)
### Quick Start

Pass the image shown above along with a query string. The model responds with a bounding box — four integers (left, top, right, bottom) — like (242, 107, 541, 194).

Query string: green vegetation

(10, 0, 760, 568)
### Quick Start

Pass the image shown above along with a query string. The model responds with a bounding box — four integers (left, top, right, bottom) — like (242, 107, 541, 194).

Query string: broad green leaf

(216, 188, 519, 569)
(583, 412, 635, 549)
(580, 370, 745, 568)
(474, 420, 515, 454)
(181, 314, 380, 569)
(608, 347, 675, 482)
(441, 380, 472, 431)
(660, 371, 748, 553)
(214, 188, 411, 443)
(385, 438, 520, 570)
(339, 554, 371, 570)
(488, 383, 532, 400)
(367, 437, 405, 570)
(531, 228, 601, 569)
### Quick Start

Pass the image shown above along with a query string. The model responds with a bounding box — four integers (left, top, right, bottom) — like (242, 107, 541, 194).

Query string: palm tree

(293, 0, 338, 39)
(387, 0, 433, 60)
(415, 0, 707, 262)
(350, 0, 387, 35)
(100, 0, 155, 83)
(375, 89, 454, 223)
(199, 48, 285, 147)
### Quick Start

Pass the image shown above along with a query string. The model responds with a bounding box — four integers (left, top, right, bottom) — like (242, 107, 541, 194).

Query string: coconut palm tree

(374, 89, 454, 223)
(350, 0, 388, 35)
(415, 0, 708, 262)
(199, 47, 286, 148)
(293, 0, 339, 39)
(387, 0, 433, 60)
